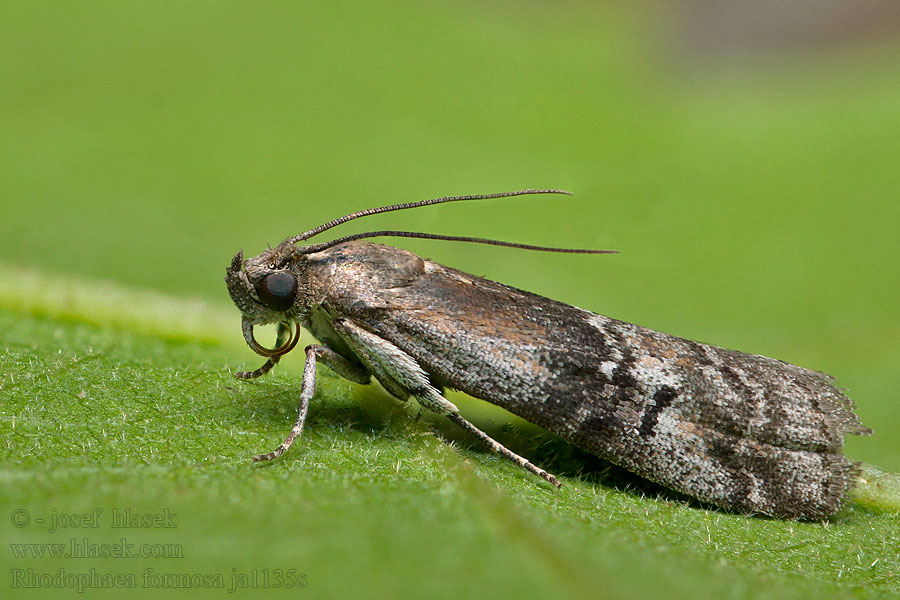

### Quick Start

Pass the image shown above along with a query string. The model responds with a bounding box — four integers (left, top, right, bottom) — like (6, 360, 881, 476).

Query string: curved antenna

(284, 188, 572, 245)
(297, 230, 618, 255)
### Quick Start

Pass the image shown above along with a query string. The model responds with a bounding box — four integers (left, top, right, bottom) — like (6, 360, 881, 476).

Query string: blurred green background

(2, 2, 899, 598)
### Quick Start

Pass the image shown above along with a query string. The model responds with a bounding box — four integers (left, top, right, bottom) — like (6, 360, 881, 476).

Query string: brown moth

(225, 189, 870, 520)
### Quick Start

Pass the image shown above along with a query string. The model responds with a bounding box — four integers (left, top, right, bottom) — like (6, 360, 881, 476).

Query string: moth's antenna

(297, 230, 618, 255)
(284, 189, 572, 245)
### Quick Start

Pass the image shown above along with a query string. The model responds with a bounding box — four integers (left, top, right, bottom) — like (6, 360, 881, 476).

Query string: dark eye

(255, 272, 297, 311)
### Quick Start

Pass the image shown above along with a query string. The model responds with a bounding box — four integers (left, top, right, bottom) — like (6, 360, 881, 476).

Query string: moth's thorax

(303, 242, 426, 306)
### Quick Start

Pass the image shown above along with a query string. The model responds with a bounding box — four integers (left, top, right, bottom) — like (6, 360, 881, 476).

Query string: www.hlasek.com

(10, 538, 183, 559)
(10, 567, 308, 593)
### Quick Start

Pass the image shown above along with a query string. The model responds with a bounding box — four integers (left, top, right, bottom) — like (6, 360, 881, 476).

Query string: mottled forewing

(326, 248, 868, 519)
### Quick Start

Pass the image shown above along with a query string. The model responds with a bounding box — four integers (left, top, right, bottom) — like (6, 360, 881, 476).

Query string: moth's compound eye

(255, 272, 297, 312)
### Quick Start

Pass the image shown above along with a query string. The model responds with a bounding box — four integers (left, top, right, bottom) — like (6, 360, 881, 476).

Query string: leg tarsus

(235, 322, 290, 380)
(235, 359, 278, 380)
(446, 412, 562, 488)
(252, 344, 371, 462)
(252, 344, 319, 461)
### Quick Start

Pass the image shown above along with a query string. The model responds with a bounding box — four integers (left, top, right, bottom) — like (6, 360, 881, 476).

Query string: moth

(225, 189, 870, 520)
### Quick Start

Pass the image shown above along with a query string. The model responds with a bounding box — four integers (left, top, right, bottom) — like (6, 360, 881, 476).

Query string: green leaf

(2, 267, 898, 600)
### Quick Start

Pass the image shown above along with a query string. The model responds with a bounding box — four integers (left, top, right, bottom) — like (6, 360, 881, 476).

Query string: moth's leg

(234, 321, 291, 380)
(253, 343, 370, 461)
(331, 318, 450, 411)
(314, 345, 372, 386)
(328, 320, 412, 402)
(331, 318, 561, 488)
(444, 412, 560, 488)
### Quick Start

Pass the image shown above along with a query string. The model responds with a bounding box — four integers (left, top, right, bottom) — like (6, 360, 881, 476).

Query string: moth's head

(225, 244, 309, 357)
(226, 242, 314, 324)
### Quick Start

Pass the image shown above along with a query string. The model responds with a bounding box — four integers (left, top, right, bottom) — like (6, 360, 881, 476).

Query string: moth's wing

(336, 256, 868, 518)
(360, 261, 867, 440)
